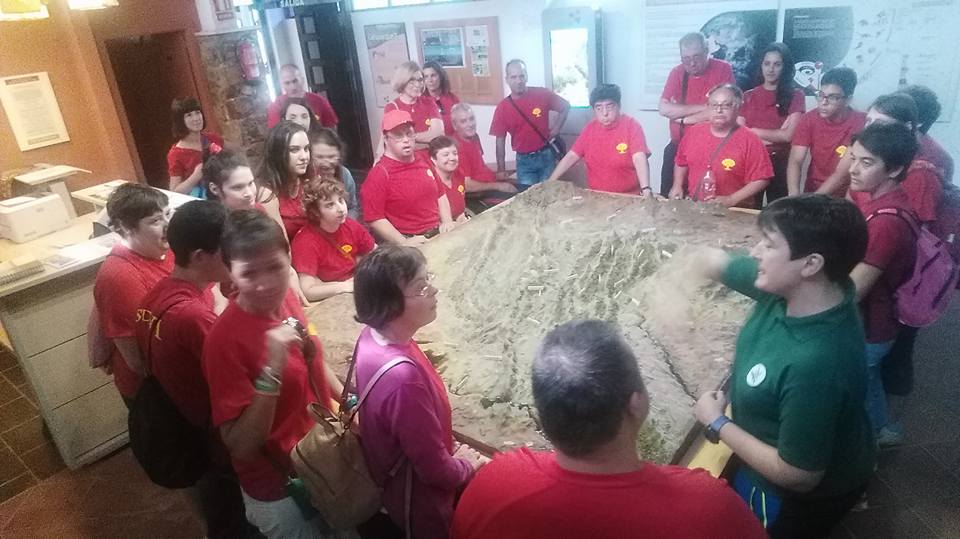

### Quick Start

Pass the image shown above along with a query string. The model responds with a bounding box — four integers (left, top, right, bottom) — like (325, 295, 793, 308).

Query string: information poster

(783, 7, 854, 95)
(364, 23, 410, 108)
(421, 28, 465, 68)
(0, 72, 70, 152)
(465, 25, 490, 77)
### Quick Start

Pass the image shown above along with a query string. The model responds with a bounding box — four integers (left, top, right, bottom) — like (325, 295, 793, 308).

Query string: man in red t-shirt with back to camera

(671, 84, 773, 208)
(787, 67, 866, 196)
(266, 64, 338, 129)
(452, 319, 766, 539)
(658, 32, 735, 198)
(135, 200, 257, 538)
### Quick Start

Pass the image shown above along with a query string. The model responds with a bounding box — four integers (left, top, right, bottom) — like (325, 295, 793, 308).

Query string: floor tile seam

(0, 434, 39, 531)
(905, 504, 947, 538)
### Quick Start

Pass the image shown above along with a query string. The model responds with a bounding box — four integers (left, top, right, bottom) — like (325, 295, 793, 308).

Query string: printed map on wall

(364, 23, 410, 108)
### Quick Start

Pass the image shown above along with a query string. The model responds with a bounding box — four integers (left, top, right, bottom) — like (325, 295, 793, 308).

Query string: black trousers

(196, 464, 263, 538)
(758, 148, 791, 207)
(768, 485, 866, 539)
(882, 325, 919, 396)
(660, 140, 679, 198)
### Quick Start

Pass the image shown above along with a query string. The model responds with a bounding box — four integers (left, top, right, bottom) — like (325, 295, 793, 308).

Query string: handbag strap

(345, 356, 415, 426)
(692, 126, 739, 201)
(142, 299, 188, 377)
(507, 95, 551, 147)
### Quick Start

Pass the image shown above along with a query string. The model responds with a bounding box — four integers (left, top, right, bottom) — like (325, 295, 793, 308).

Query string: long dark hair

(422, 60, 452, 96)
(757, 43, 797, 118)
(257, 121, 316, 202)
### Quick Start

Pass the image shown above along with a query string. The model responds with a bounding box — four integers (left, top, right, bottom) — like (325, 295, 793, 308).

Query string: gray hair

(450, 102, 473, 118)
(679, 32, 707, 51)
(708, 83, 743, 106)
(505, 58, 527, 74)
(531, 320, 645, 457)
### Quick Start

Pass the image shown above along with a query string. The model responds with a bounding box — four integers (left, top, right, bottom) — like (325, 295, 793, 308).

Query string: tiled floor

(0, 300, 957, 538)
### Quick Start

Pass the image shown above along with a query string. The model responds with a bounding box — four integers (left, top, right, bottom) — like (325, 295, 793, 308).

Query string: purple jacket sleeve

(380, 366, 473, 490)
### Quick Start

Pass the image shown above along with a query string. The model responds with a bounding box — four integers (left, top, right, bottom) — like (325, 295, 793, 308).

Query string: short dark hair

(220, 209, 289, 266)
(171, 97, 203, 140)
(354, 246, 425, 329)
(758, 194, 867, 283)
(853, 122, 919, 182)
(168, 201, 226, 267)
(280, 97, 321, 134)
(901, 85, 941, 134)
(257, 120, 315, 202)
(427, 135, 456, 159)
(203, 149, 250, 201)
(870, 92, 919, 134)
(589, 83, 621, 108)
(820, 67, 857, 97)
(106, 183, 169, 233)
(532, 320, 644, 458)
(422, 61, 452, 96)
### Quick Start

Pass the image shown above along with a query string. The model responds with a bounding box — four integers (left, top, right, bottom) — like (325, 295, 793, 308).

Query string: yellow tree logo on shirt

(532, 107, 543, 118)
(339, 244, 354, 260)
(458, 184, 465, 193)
(721, 158, 736, 171)
(425, 118, 432, 126)
(616, 142, 628, 154)
(835, 145, 847, 157)
(426, 169, 435, 178)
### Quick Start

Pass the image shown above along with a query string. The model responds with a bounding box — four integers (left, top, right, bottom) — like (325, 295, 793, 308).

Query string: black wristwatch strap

(705, 415, 731, 444)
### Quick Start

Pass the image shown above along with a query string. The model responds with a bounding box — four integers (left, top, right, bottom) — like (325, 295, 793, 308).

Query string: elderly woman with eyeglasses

(669, 83, 773, 208)
(352, 246, 485, 539)
(385, 61, 444, 157)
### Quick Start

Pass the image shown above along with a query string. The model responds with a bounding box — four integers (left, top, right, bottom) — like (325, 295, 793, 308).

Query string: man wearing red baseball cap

(360, 109, 457, 245)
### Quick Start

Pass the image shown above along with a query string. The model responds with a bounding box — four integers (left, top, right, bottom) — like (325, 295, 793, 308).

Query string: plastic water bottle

(700, 170, 717, 201)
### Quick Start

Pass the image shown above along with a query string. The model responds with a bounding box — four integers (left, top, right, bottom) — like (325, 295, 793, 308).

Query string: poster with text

(783, 7, 854, 95)
(364, 23, 410, 108)
(0, 72, 70, 152)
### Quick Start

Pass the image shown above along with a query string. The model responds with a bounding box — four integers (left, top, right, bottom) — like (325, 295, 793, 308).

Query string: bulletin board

(414, 17, 503, 106)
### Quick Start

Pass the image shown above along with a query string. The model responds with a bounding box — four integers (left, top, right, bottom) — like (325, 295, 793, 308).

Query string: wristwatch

(705, 415, 731, 444)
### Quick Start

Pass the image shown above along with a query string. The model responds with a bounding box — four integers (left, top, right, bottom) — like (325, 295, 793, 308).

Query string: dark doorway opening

(291, 2, 373, 172)
(105, 32, 201, 188)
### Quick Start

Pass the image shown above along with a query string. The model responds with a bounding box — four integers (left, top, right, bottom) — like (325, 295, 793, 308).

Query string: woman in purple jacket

(352, 246, 484, 538)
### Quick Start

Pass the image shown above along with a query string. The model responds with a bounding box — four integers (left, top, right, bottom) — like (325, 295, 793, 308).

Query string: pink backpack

(867, 207, 959, 327)
(910, 159, 960, 263)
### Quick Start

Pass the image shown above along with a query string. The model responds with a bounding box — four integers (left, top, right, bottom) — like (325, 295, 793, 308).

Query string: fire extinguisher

(237, 38, 261, 81)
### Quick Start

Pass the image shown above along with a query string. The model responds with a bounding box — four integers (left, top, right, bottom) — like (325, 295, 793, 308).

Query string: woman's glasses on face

(406, 272, 437, 297)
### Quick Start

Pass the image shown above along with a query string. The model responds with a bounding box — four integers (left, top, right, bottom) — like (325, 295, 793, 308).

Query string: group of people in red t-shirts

(88, 29, 957, 539)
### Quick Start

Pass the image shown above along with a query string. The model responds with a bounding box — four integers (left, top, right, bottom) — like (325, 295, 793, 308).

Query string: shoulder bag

(506, 95, 567, 160)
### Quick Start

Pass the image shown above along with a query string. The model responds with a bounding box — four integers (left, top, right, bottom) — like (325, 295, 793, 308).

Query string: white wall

(351, 0, 959, 188)
(351, 0, 550, 166)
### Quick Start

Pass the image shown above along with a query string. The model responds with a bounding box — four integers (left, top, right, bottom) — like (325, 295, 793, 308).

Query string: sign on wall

(0, 72, 70, 152)
(364, 23, 411, 108)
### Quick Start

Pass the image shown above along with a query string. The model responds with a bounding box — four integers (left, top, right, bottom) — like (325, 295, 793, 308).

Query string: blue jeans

(865, 340, 895, 432)
(516, 146, 556, 190)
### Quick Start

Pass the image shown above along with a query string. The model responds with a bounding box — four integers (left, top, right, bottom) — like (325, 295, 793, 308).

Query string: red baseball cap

(381, 109, 414, 132)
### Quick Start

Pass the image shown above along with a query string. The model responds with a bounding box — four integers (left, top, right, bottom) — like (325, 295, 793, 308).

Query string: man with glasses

(787, 67, 866, 195)
(490, 59, 570, 191)
(361, 109, 456, 245)
(658, 32, 735, 198)
(670, 84, 772, 208)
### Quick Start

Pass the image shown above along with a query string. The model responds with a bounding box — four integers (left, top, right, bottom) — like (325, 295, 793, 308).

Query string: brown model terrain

(306, 182, 761, 463)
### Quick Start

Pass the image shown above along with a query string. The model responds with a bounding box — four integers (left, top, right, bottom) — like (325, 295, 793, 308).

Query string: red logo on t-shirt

(532, 107, 542, 118)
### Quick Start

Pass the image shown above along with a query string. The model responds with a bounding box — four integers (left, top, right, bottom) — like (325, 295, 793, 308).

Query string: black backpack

(128, 301, 211, 488)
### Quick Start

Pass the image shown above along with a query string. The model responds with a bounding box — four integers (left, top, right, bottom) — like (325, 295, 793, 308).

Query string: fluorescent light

(67, 0, 119, 10)
(0, 0, 49, 20)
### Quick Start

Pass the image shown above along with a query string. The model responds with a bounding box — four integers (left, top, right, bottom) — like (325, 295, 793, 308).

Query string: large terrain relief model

(307, 182, 760, 463)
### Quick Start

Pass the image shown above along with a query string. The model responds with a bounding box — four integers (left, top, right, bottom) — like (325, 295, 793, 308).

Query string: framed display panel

(414, 16, 502, 105)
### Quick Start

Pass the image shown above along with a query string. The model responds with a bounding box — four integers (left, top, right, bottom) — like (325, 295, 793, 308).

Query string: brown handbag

(290, 341, 413, 531)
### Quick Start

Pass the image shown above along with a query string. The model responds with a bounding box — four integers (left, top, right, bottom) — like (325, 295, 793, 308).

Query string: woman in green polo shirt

(690, 194, 876, 538)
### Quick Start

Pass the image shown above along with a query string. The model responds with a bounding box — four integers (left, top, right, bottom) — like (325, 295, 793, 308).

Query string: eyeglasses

(407, 76, 424, 85)
(709, 102, 737, 112)
(816, 92, 846, 104)
(406, 272, 437, 297)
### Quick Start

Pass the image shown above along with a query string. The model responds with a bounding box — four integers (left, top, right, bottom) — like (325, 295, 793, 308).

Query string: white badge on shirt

(746, 364, 767, 387)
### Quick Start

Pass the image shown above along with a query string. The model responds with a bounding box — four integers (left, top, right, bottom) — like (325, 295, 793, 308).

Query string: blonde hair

(391, 61, 421, 94)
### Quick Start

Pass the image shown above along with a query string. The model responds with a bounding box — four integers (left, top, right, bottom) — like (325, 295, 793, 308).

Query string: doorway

(104, 32, 201, 188)
(290, 3, 373, 171)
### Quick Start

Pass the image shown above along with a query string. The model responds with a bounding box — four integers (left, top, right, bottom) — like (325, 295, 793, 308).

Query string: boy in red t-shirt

(452, 320, 765, 539)
(292, 180, 375, 302)
(847, 123, 919, 444)
(135, 200, 256, 538)
(787, 67, 866, 196)
(92, 184, 174, 406)
(202, 210, 343, 537)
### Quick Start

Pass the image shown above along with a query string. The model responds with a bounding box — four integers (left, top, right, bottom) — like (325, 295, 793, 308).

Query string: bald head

(280, 64, 306, 98)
